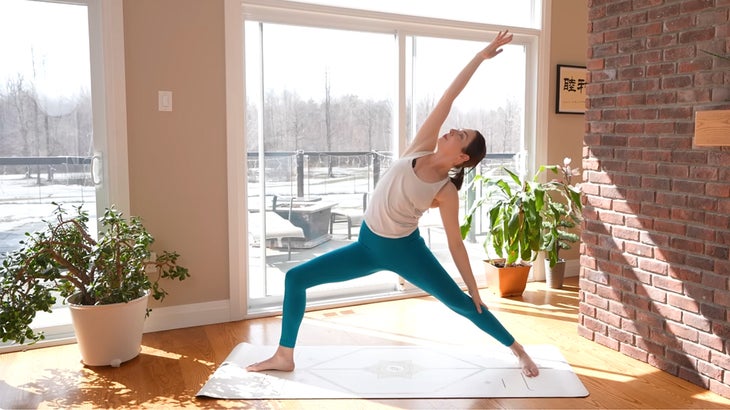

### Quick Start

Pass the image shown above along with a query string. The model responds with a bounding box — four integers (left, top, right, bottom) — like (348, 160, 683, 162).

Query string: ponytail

(449, 167, 465, 190)
(451, 129, 486, 190)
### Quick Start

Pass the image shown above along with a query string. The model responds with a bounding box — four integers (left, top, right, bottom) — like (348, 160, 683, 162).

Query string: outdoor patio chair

(329, 192, 368, 239)
(247, 209, 305, 260)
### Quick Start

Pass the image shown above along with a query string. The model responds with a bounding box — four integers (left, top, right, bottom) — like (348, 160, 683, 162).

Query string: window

(0, 0, 127, 349)
(282, 0, 542, 28)
(240, 0, 541, 314)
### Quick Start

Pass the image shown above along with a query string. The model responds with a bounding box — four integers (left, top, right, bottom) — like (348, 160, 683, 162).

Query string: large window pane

(245, 22, 400, 312)
(0, 0, 102, 347)
(405, 36, 526, 282)
(0, 0, 96, 258)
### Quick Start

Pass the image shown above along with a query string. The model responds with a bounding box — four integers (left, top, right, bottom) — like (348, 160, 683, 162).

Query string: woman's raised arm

(403, 30, 513, 157)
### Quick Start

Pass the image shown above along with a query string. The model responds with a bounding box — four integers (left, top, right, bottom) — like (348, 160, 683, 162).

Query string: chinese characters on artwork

(562, 76, 586, 93)
(556, 65, 587, 114)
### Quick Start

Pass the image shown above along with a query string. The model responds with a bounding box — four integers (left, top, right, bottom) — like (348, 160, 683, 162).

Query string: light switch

(158, 91, 172, 111)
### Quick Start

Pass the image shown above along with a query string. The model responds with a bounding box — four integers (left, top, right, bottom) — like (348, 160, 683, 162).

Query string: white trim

(144, 300, 232, 333)
(225, 0, 248, 321)
(87, 0, 130, 214)
(0, 300, 232, 354)
(533, 0, 551, 177)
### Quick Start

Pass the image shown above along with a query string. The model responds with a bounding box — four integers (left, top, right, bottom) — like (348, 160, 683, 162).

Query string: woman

(247, 30, 539, 377)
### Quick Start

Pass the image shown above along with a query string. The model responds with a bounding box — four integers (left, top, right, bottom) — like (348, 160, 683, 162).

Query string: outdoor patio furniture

(247, 211, 305, 260)
(329, 192, 368, 239)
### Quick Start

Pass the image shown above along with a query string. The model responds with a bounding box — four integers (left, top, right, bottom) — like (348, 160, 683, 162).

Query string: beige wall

(123, 0, 229, 306)
(547, 0, 587, 262)
(120, 0, 588, 308)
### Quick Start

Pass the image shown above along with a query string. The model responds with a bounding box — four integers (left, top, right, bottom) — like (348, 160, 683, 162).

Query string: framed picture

(556, 64, 587, 114)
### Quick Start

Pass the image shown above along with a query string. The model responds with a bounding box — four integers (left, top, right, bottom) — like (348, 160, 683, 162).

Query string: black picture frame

(556, 64, 587, 114)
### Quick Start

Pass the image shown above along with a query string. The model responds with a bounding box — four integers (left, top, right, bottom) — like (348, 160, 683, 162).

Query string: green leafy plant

(460, 159, 582, 268)
(1, 203, 189, 344)
(540, 158, 583, 267)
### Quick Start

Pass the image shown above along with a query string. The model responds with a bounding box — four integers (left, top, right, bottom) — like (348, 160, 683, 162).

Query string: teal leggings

(278, 222, 516, 348)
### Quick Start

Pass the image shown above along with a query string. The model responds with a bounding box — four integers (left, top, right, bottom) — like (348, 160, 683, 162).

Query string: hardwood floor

(2, 276, 729, 409)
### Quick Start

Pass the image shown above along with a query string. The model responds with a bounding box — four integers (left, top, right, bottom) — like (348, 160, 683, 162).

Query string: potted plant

(460, 159, 582, 296)
(540, 158, 583, 289)
(0, 203, 189, 366)
(461, 166, 546, 297)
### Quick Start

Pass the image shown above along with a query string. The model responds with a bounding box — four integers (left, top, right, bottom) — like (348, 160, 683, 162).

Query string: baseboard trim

(143, 299, 232, 333)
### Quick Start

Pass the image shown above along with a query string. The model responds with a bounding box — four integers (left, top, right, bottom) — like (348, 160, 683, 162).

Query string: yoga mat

(196, 344, 589, 399)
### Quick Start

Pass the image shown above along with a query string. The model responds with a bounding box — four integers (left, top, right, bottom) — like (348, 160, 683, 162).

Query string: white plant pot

(67, 291, 149, 367)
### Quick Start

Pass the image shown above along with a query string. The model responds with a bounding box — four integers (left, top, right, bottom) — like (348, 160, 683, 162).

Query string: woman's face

(439, 128, 476, 163)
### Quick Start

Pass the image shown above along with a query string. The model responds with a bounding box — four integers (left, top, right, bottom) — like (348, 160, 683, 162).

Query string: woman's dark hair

(449, 130, 486, 190)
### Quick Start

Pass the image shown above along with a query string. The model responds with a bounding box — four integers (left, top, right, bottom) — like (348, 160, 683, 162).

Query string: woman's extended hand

(478, 30, 513, 60)
(470, 289, 485, 314)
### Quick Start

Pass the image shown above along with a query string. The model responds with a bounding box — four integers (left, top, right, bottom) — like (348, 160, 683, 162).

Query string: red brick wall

(581, 0, 730, 398)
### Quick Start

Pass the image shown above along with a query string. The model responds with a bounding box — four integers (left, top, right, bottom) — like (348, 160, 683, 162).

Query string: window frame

(0, 0, 130, 352)
(228, 0, 548, 319)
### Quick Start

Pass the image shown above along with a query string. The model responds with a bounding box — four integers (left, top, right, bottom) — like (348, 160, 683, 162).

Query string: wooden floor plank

(2, 277, 729, 409)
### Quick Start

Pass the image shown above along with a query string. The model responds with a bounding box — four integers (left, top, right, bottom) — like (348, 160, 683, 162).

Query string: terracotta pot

(484, 259, 531, 297)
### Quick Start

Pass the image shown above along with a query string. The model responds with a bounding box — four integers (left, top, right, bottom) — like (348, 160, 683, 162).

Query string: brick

(641, 149, 672, 162)
(630, 107, 659, 120)
(700, 332, 725, 351)
(684, 311, 712, 332)
(632, 78, 661, 92)
(625, 241, 654, 257)
(672, 179, 706, 194)
(594, 332, 619, 350)
(685, 254, 715, 271)
(670, 237, 703, 254)
(679, 27, 716, 44)
(652, 274, 683, 293)
(684, 282, 715, 303)
(689, 196, 718, 212)
(613, 149, 642, 162)
(647, 91, 677, 105)
(621, 343, 649, 362)
(690, 165, 719, 180)
(647, 3, 681, 20)
(664, 15, 694, 32)
(653, 219, 687, 235)
(645, 121, 675, 134)
(650, 328, 683, 350)
(654, 248, 686, 264)
(667, 293, 700, 313)
(697, 360, 724, 381)
(672, 150, 707, 164)
(686, 225, 716, 241)
(699, 302, 726, 321)
(666, 321, 700, 343)
(661, 75, 693, 89)
(639, 258, 669, 275)
(640, 204, 669, 220)
(680, 0, 716, 13)
(659, 136, 693, 149)
(657, 192, 688, 206)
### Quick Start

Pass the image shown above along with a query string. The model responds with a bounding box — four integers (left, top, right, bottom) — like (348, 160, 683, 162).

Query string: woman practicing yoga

(247, 30, 539, 378)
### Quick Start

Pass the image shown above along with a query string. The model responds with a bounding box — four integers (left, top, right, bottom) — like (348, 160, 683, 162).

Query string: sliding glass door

(244, 22, 401, 312)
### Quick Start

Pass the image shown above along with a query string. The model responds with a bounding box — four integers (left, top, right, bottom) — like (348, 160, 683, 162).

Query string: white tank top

(364, 152, 449, 238)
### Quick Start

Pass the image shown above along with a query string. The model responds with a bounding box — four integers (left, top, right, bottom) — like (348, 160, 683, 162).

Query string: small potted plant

(461, 159, 582, 296)
(0, 203, 189, 366)
(540, 158, 583, 289)
(461, 166, 546, 297)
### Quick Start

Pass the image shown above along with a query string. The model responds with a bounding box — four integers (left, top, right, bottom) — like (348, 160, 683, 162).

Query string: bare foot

(246, 346, 295, 372)
(509, 342, 540, 377)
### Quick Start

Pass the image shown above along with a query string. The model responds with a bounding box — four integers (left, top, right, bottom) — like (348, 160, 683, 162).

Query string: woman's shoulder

(402, 150, 433, 159)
